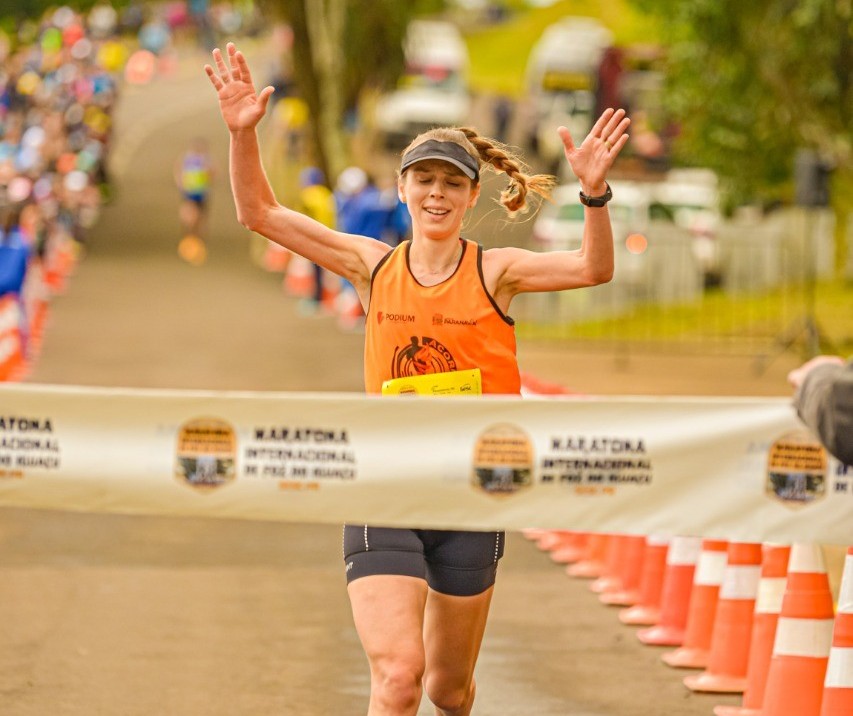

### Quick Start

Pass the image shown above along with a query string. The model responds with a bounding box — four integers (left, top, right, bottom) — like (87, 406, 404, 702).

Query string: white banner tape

(0, 384, 851, 542)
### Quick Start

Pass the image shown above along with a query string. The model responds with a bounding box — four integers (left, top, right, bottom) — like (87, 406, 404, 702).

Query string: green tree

(631, 0, 851, 272)
(260, 0, 441, 182)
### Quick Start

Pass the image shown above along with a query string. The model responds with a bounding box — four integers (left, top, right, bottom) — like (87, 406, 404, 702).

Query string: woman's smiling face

(399, 159, 480, 241)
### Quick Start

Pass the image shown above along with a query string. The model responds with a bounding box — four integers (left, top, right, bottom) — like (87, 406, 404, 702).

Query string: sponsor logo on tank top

(432, 313, 477, 327)
(391, 336, 457, 377)
(377, 311, 415, 324)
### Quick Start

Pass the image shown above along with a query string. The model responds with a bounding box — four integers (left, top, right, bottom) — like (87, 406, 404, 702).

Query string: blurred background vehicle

(653, 169, 722, 287)
(373, 19, 472, 149)
(528, 177, 704, 320)
(522, 16, 613, 174)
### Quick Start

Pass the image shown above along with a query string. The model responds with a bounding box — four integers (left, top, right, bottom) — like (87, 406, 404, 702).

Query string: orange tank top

(364, 239, 521, 395)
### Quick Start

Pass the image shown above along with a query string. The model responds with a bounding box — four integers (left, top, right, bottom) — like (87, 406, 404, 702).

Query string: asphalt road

(0, 38, 803, 715)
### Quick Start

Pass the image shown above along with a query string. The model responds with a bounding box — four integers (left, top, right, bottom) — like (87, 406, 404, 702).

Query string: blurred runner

(175, 137, 215, 266)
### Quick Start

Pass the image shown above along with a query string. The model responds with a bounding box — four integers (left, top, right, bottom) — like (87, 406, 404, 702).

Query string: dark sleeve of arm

(793, 362, 853, 465)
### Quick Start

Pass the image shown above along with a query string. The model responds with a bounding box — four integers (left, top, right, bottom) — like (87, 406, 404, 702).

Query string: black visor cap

(400, 140, 480, 182)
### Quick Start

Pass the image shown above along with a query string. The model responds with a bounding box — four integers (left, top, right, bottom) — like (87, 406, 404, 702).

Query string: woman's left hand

(558, 108, 630, 195)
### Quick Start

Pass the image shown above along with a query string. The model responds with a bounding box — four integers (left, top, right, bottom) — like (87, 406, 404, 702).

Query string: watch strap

(579, 182, 612, 207)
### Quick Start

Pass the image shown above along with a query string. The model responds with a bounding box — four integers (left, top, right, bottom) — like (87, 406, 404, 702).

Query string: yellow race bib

(381, 369, 482, 396)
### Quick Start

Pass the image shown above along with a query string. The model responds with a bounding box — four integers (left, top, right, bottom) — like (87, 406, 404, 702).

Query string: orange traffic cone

(591, 534, 630, 594)
(638, 536, 702, 645)
(684, 542, 763, 693)
(760, 543, 834, 716)
(821, 546, 853, 716)
(534, 530, 586, 564)
(0, 296, 27, 382)
(519, 372, 573, 395)
(663, 538, 729, 668)
(535, 530, 571, 552)
(262, 243, 292, 272)
(550, 532, 589, 565)
(600, 534, 646, 606)
(336, 285, 364, 331)
(567, 532, 609, 579)
(714, 543, 791, 716)
(521, 528, 548, 542)
(283, 254, 316, 298)
(621, 536, 670, 625)
(320, 270, 340, 312)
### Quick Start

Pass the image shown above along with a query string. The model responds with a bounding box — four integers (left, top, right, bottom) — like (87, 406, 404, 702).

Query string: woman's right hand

(205, 42, 274, 132)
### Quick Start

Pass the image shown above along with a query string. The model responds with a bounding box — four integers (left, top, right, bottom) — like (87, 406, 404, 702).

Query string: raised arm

(486, 108, 630, 302)
(204, 43, 388, 292)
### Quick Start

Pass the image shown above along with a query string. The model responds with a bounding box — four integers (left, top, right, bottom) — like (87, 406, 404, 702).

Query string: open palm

(558, 108, 630, 192)
(205, 43, 274, 132)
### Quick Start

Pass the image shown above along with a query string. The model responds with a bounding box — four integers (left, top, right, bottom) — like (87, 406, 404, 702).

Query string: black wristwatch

(579, 182, 612, 207)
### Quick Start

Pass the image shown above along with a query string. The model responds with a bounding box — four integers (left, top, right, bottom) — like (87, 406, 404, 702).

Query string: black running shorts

(343, 525, 505, 597)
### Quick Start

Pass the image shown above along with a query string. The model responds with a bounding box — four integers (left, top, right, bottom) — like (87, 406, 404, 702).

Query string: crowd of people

(265, 159, 412, 330)
(0, 1, 263, 378)
(0, 5, 121, 380)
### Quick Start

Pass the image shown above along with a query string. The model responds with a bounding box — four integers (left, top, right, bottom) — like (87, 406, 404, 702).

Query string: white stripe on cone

(695, 551, 727, 585)
(788, 543, 826, 573)
(719, 565, 761, 599)
(825, 648, 853, 688)
(755, 577, 787, 614)
(773, 617, 835, 658)
(668, 536, 702, 565)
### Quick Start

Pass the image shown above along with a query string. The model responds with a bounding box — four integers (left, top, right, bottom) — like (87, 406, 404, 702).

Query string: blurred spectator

(296, 166, 337, 314)
(789, 355, 853, 465)
(332, 166, 411, 329)
(335, 167, 410, 248)
(0, 4, 121, 380)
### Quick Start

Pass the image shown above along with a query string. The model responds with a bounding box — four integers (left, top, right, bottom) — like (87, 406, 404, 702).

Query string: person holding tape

(206, 42, 629, 716)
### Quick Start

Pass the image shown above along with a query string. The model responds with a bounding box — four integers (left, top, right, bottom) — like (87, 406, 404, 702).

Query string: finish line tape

(0, 384, 850, 543)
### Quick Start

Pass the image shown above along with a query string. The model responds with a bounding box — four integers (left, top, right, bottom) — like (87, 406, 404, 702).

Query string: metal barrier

(515, 207, 850, 356)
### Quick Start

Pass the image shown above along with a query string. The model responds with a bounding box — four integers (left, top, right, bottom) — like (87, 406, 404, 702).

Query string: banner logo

(472, 423, 534, 495)
(175, 418, 237, 491)
(391, 336, 456, 377)
(765, 430, 827, 506)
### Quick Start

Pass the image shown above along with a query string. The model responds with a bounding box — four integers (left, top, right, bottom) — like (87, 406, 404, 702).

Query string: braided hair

(400, 127, 555, 218)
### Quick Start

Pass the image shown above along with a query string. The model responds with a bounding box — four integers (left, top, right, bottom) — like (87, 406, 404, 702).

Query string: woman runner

(206, 42, 629, 716)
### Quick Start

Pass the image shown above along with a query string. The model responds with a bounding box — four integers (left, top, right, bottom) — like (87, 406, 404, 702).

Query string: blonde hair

(401, 127, 555, 218)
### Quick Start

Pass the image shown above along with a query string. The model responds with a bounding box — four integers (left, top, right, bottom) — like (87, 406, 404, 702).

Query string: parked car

(653, 169, 721, 286)
(530, 179, 704, 304)
(531, 180, 652, 253)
